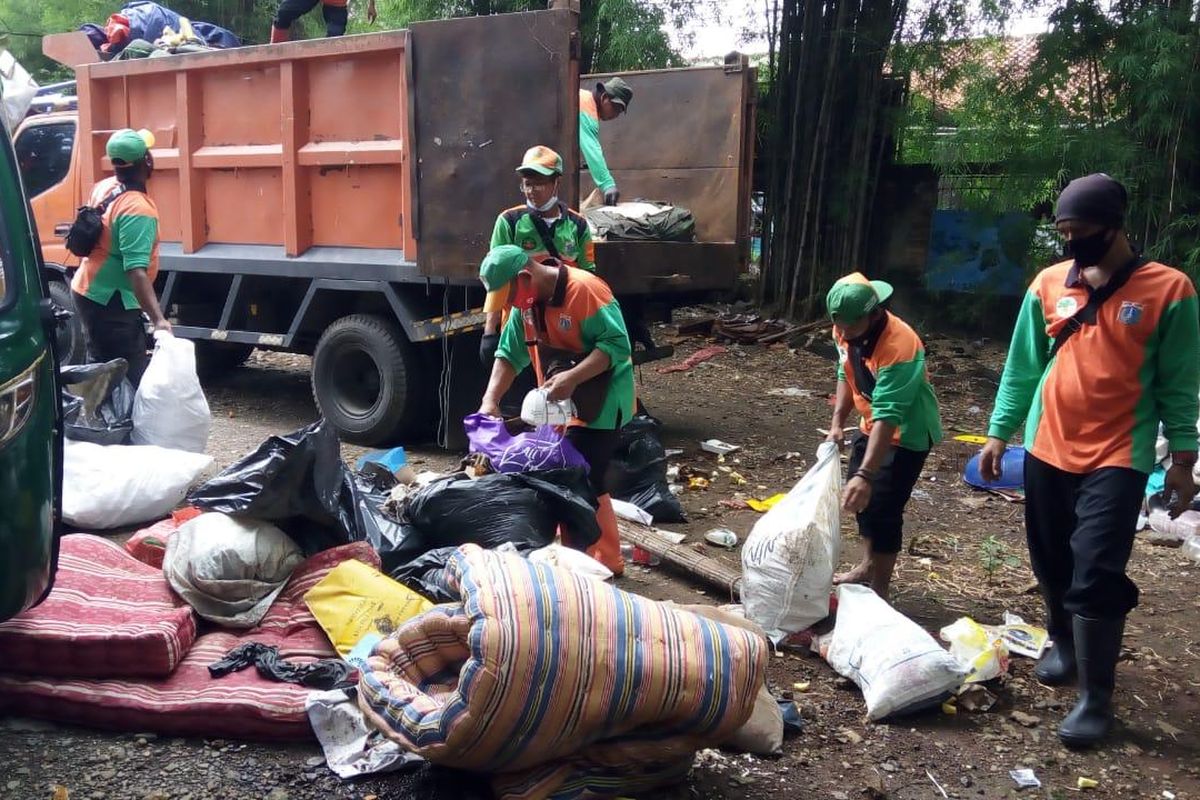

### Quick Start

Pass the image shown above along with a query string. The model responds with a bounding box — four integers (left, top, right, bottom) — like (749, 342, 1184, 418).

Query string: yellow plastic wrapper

(1078, 777, 1099, 790)
(747, 493, 787, 513)
(304, 559, 433, 658)
(939, 616, 1010, 683)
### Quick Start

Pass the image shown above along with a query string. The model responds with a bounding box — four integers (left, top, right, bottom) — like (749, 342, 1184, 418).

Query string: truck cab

(0, 116, 64, 623)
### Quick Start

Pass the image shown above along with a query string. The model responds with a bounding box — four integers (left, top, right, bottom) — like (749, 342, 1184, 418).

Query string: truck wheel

(312, 314, 426, 446)
(48, 280, 86, 366)
(194, 341, 254, 380)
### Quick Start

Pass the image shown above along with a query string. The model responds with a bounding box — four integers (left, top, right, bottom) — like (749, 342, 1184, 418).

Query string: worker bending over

(477, 244, 634, 575)
(825, 273, 942, 600)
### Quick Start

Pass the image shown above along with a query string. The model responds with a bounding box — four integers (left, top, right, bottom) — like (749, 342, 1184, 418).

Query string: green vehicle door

(0, 118, 63, 623)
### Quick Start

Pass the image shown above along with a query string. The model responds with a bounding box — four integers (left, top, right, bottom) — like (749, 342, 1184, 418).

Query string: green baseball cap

(826, 272, 894, 324)
(601, 77, 633, 109)
(516, 145, 563, 177)
(106, 128, 154, 165)
(480, 244, 531, 312)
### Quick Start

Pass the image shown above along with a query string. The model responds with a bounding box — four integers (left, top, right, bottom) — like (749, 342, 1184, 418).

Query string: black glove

(603, 187, 620, 206)
(479, 333, 500, 365)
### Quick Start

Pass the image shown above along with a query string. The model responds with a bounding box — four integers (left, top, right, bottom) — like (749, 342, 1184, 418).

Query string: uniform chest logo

(522, 239, 537, 250)
(558, 314, 573, 331)
(562, 241, 576, 255)
(1118, 301, 1144, 325)
(1056, 295, 1079, 319)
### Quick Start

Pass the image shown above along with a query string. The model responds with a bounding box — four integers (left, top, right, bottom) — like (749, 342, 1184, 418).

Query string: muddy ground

(2, 311, 1199, 800)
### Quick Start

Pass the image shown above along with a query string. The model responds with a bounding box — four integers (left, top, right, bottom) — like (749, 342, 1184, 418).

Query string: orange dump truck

(21, 8, 755, 447)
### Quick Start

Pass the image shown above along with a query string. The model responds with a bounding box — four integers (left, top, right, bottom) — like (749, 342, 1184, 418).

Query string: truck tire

(194, 341, 254, 380)
(48, 280, 86, 366)
(312, 314, 427, 446)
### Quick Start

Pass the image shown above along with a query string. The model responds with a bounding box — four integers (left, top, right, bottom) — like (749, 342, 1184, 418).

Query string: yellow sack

(304, 559, 433, 657)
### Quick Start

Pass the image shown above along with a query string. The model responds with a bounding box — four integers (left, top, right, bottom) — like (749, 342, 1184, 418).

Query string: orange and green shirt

(579, 88, 615, 193)
(490, 203, 595, 272)
(835, 311, 943, 451)
(70, 176, 160, 310)
(496, 266, 635, 430)
(989, 259, 1200, 474)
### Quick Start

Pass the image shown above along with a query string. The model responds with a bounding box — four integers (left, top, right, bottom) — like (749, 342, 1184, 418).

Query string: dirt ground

(2, 310, 1199, 800)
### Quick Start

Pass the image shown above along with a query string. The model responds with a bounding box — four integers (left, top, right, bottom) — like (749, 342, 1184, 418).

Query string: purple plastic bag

(463, 413, 590, 474)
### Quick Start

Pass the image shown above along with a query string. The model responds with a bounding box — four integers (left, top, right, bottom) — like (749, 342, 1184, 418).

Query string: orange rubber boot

(587, 494, 624, 577)
(270, 26, 290, 43)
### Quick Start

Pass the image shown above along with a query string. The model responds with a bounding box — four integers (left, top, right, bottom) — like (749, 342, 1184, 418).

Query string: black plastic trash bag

(187, 420, 357, 554)
(609, 414, 687, 523)
(61, 359, 135, 445)
(390, 546, 460, 603)
(385, 469, 600, 573)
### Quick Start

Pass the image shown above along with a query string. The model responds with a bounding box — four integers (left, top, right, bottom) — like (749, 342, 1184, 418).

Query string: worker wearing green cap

(476, 243, 634, 576)
(824, 272, 942, 600)
(480, 145, 595, 365)
(70, 128, 171, 386)
(579, 77, 632, 206)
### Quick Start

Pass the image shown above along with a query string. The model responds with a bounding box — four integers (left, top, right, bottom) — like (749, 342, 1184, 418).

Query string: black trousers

(73, 291, 149, 387)
(846, 432, 929, 555)
(565, 425, 620, 497)
(274, 0, 347, 35)
(1024, 453, 1148, 619)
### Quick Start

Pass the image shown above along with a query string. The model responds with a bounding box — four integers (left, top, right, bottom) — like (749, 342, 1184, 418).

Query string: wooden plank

(617, 518, 742, 600)
(280, 61, 311, 257)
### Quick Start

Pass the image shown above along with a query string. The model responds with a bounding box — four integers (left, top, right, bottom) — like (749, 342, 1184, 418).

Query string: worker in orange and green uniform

(480, 145, 594, 364)
(824, 272, 942, 601)
(70, 128, 171, 387)
(981, 174, 1200, 749)
(478, 244, 635, 575)
(579, 77, 632, 206)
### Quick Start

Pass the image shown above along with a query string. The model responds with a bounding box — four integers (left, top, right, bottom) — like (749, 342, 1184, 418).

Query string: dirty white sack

(741, 442, 842, 642)
(825, 584, 968, 720)
(62, 440, 212, 529)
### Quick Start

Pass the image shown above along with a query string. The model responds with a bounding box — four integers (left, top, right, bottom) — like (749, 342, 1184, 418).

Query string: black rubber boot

(1058, 615, 1125, 749)
(1034, 603, 1076, 686)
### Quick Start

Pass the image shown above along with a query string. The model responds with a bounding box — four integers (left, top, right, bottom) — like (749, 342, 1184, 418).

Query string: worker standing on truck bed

(70, 128, 171, 387)
(270, 0, 375, 42)
(480, 145, 595, 364)
(980, 174, 1200, 748)
(477, 244, 634, 576)
(580, 78, 632, 206)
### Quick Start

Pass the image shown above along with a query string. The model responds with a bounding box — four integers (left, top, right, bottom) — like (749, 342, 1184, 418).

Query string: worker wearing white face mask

(480, 145, 596, 364)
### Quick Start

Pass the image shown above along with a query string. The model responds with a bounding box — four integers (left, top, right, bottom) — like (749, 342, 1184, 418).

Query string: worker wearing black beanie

(980, 173, 1200, 749)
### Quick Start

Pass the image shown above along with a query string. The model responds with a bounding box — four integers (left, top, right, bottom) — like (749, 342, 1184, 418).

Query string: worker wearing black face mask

(981, 174, 1200, 748)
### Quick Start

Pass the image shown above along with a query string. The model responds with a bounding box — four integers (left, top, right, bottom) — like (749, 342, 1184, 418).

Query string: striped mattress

(358, 544, 768, 799)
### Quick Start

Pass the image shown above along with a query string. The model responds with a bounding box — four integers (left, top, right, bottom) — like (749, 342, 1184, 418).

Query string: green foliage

(979, 533, 1021, 582)
(897, 0, 1200, 276)
(1, 0, 685, 83)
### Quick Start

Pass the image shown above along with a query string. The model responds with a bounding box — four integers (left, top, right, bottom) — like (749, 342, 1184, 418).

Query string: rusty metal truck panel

(583, 60, 756, 293)
(408, 9, 578, 281)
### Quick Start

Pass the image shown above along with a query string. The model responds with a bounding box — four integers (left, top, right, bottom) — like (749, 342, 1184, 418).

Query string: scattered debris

(701, 439, 741, 456)
(1009, 768, 1041, 789)
(712, 314, 798, 345)
(1077, 777, 1099, 790)
(927, 769, 949, 798)
(791, 682, 810, 693)
(766, 387, 817, 399)
(657, 345, 728, 374)
(704, 529, 738, 548)
(747, 493, 786, 513)
(955, 684, 999, 712)
(1156, 719, 1184, 740)
(835, 728, 862, 745)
